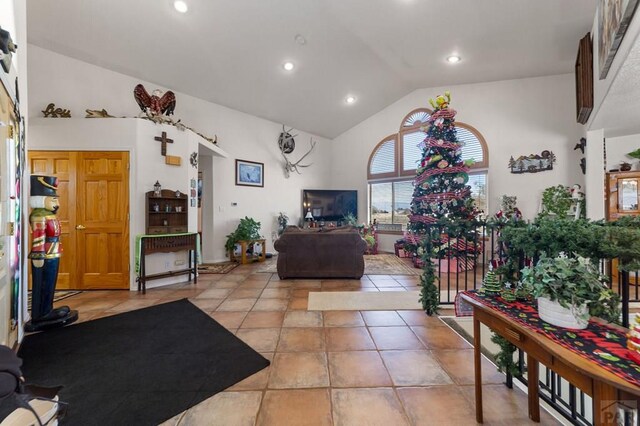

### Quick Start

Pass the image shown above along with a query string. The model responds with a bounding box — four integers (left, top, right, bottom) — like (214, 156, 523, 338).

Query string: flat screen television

(302, 189, 357, 222)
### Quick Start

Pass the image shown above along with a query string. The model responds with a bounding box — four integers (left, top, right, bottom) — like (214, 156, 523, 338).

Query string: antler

(281, 137, 316, 178)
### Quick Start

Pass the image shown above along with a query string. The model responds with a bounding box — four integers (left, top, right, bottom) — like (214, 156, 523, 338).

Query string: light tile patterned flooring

(56, 260, 560, 425)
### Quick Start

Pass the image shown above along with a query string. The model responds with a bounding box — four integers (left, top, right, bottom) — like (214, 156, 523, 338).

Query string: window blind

(370, 139, 395, 175)
(402, 131, 427, 171)
(458, 127, 484, 164)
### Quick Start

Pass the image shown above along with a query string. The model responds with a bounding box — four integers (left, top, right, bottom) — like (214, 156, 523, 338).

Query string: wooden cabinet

(606, 171, 640, 285)
(606, 171, 640, 220)
(145, 189, 188, 235)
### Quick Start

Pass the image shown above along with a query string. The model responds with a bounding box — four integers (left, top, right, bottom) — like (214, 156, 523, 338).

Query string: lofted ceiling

(27, 0, 596, 138)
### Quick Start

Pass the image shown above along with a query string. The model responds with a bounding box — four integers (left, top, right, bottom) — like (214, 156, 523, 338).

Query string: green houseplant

(277, 212, 289, 236)
(540, 185, 572, 218)
(225, 217, 262, 256)
(521, 255, 620, 328)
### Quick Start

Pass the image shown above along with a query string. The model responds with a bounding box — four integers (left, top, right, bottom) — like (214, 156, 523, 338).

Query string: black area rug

(18, 299, 270, 426)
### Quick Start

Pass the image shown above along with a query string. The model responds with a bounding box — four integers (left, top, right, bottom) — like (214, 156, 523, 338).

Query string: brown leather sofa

(273, 226, 367, 279)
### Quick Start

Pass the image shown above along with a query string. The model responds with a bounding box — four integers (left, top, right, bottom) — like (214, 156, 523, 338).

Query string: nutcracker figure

(25, 175, 78, 332)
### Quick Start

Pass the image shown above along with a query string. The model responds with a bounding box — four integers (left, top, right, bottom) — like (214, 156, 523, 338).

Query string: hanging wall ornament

(508, 150, 556, 174)
(190, 152, 198, 168)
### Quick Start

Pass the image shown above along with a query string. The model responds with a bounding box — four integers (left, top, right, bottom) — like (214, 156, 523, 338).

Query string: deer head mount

(279, 125, 316, 178)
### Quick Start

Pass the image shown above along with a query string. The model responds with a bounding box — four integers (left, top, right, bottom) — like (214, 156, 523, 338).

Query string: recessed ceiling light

(174, 1, 188, 13)
(294, 34, 307, 45)
(446, 55, 461, 64)
(283, 61, 295, 71)
(345, 95, 357, 104)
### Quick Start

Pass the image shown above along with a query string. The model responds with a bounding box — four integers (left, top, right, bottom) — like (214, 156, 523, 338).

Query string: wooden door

(28, 151, 130, 289)
(76, 152, 129, 289)
(29, 152, 76, 290)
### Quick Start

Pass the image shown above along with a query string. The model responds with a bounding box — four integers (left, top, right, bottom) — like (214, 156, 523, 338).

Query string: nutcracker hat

(30, 175, 59, 197)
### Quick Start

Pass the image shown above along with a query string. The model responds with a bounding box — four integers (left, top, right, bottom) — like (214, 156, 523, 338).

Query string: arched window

(368, 108, 489, 231)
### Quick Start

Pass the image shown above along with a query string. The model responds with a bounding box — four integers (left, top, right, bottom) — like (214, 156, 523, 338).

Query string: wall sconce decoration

(508, 150, 556, 174)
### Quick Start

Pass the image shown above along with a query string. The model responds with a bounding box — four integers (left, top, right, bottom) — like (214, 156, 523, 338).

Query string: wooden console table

(461, 293, 640, 425)
(136, 233, 199, 294)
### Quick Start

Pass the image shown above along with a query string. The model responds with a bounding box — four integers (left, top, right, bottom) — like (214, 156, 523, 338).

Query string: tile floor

(55, 260, 560, 425)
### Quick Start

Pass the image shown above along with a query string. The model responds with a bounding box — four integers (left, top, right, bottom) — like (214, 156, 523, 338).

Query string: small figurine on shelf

(153, 181, 162, 197)
(481, 269, 502, 295)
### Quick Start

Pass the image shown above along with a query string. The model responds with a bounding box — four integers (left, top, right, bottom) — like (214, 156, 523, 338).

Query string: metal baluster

(446, 228, 451, 303)
(622, 269, 630, 328)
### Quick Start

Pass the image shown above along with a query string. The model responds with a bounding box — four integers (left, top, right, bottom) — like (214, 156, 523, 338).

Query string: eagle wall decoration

(133, 84, 176, 117)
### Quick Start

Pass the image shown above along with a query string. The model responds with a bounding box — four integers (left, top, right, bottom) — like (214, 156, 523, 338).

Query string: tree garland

(490, 334, 520, 376)
(419, 250, 440, 315)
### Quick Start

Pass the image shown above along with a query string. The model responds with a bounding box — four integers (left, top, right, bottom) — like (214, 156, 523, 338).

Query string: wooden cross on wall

(154, 131, 173, 156)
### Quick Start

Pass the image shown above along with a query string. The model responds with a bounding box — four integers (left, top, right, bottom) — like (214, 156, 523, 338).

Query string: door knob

(76, 224, 86, 230)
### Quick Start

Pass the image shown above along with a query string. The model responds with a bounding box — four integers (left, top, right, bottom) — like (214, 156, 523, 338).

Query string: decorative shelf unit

(229, 239, 266, 264)
(145, 189, 188, 234)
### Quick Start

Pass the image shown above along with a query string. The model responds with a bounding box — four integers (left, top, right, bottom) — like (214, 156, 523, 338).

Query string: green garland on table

(490, 333, 520, 376)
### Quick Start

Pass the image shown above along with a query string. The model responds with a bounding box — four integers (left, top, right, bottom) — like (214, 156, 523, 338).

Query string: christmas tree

(482, 270, 502, 295)
(404, 92, 480, 314)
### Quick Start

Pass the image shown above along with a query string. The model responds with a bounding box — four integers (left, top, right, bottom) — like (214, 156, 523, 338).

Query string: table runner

(456, 290, 640, 387)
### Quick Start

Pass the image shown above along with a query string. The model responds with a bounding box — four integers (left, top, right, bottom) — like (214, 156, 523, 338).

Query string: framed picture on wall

(598, 0, 639, 79)
(235, 159, 264, 187)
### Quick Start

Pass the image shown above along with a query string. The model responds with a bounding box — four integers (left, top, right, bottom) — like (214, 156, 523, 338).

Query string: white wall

(28, 45, 333, 265)
(331, 74, 584, 234)
(606, 133, 640, 171)
(585, 128, 605, 220)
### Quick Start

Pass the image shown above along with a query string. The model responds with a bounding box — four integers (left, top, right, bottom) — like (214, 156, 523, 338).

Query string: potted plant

(225, 217, 262, 259)
(520, 255, 620, 329)
(277, 212, 288, 236)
